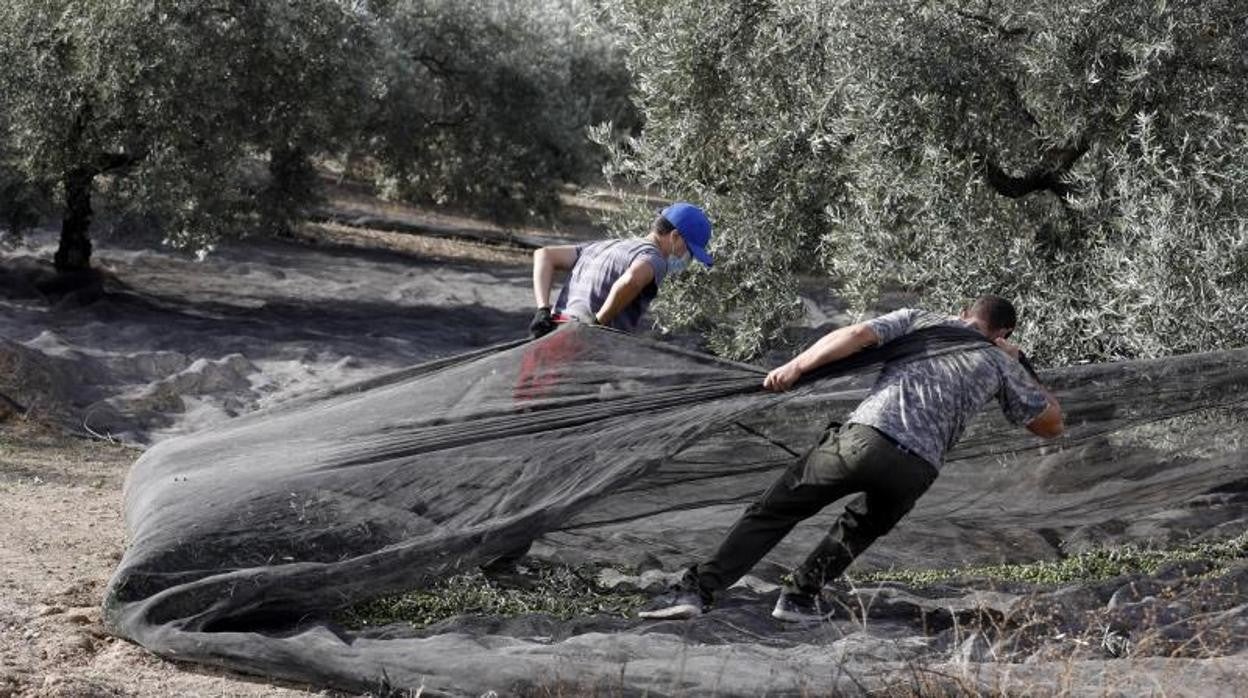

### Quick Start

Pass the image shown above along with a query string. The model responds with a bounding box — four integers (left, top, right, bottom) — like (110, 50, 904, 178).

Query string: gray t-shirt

(554, 239, 667, 332)
(847, 308, 1050, 468)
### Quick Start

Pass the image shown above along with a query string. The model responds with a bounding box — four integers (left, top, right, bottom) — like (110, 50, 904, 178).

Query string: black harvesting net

(102, 323, 1248, 695)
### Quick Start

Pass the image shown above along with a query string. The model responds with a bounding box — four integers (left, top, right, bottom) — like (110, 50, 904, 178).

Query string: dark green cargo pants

(684, 422, 938, 599)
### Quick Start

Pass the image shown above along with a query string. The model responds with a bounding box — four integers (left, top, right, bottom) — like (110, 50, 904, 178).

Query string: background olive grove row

(0, 0, 633, 268)
(3, 0, 1246, 366)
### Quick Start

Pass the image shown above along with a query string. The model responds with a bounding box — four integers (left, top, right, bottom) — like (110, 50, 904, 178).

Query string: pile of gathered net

(103, 324, 1248, 695)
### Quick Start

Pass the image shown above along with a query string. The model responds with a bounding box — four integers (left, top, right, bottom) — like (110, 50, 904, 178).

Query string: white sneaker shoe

(771, 589, 834, 623)
(638, 590, 706, 620)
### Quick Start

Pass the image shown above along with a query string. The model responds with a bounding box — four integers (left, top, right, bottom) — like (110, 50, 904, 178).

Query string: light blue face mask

(666, 253, 690, 276)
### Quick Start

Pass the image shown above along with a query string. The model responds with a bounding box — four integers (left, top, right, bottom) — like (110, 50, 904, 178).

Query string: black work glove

(529, 306, 557, 338)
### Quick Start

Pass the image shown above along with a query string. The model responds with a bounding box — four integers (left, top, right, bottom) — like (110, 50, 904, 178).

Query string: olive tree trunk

(53, 168, 94, 272)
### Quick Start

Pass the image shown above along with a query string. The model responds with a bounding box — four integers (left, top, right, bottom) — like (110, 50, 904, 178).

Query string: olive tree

(0, 1, 372, 271)
(0, 1, 634, 271)
(601, 0, 1248, 363)
(362, 0, 635, 219)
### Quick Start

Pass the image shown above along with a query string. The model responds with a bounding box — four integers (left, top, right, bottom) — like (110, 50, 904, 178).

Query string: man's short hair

(651, 214, 676, 235)
(969, 294, 1017, 333)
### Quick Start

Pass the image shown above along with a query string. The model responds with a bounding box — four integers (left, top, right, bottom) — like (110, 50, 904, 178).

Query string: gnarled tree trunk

(264, 144, 316, 236)
(54, 168, 94, 272)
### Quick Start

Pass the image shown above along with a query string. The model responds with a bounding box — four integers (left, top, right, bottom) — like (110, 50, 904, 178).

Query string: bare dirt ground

(0, 419, 337, 697)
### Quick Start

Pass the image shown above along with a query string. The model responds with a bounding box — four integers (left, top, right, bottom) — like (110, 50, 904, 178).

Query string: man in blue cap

(528, 202, 713, 337)
(486, 203, 711, 583)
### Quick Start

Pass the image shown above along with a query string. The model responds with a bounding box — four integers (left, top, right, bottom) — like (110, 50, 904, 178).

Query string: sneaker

(638, 590, 706, 620)
(771, 589, 834, 623)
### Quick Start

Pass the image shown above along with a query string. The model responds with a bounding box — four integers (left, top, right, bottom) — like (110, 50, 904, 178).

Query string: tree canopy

(367, 0, 636, 219)
(601, 0, 1248, 364)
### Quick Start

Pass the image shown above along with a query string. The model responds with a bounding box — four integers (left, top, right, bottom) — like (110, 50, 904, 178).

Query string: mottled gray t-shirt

(554, 239, 667, 332)
(847, 309, 1050, 468)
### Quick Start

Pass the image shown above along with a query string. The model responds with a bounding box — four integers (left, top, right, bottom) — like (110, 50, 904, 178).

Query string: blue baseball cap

(660, 202, 713, 268)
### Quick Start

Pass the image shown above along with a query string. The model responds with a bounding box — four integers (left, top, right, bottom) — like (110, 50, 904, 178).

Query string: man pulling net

(640, 294, 1065, 622)
(528, 202, 713, 336)
(491, 202, 713, 581)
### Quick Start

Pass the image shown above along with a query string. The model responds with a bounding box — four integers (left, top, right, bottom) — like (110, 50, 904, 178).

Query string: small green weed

(856, 532, 1248, 587)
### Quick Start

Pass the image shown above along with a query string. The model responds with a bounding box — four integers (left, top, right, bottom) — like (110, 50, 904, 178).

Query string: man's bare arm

(995, 338, 1065, 438)
(532, 245, 579, 308)
(763, 323, 879, 392)
(594, 258, 656, 326)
